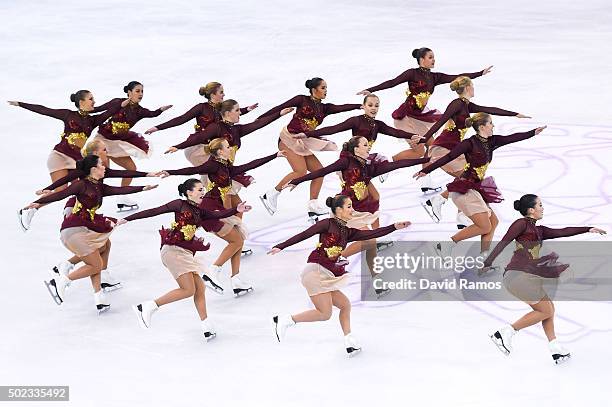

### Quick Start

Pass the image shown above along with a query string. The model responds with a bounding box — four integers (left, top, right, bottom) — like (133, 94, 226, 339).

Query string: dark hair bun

(178, 178, 201, 197)
(411, 49, 420, 58)
(123, 85, 129, 93)
(70, 93, 77, 102)
(513, 200, 521, 211)
(325, 197, 334, 208)
(178, 184, 187, 196)
(305, 79, 313, 89)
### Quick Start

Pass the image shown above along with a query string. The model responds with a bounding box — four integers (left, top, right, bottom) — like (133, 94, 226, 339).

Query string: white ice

(1, 1, 612, 406)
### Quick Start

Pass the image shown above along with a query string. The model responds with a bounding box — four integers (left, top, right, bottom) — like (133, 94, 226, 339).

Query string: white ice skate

(307, 200, 328, 224)
(372, 273, 391, 299)
(133, 300, 158, 328)
(202, 265, 224, 295)
(53, 260, 75, 277)
(344, 333, 362, 357)
(272, 314, 295, 342)
(422, 194, 446, 223)
(457, 211, 472, 230)
(101, 270, 122, 292)
(44, 273, 71, 305)
(116, 196, 139, 212)
(18, 208, 37, 232)
(231, 275, 253, 297)
(260, 188, 280, 216)
(94, 290, 110, 315)
(549, 339, 571, 365)
(490, 325, 517, 356)
(201, 318, 217, 342)
(378, 172, 389, 183)
(241, 247, 253, 257)
(419, 173, 442, 194)
(376, 241, 394, 252)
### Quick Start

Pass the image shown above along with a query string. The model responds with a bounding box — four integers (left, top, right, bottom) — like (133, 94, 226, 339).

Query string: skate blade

(421, 186, 442, 194)
(204, 332, 217, 342)
(202, 275, 224, 295)
(346, 347, 362, 358)
(117, 204, 139, 213)
(553, 354, 571, 365)
(233, 287, 254, 297)
(241, 249, 253, 257)
(272, 316, 282, 342)
(489, 334, 510, 356)
(17, 210, 29, 232)
(132, 305, 149, 329)
(421, 201, 440, 223)
(457, 224, 467, 230)
(101, 282, 123, 292)
(97, 304, 111, 315)
(375, 288, 391, 299)
(44, 280, 63, 305)
(259, 196, 276, 216)
(376, 242, 394, 252)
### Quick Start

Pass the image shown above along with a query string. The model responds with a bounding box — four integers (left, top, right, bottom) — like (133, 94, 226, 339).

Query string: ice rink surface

(1, 1, 611, 406)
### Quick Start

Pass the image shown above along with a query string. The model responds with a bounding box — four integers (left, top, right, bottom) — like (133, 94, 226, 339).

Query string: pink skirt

(160, 244, 203, 279)
(503, 269, 548, 304)
(94, 133, 151, 159)
(60, 226, 111, 258)
(429, 145, 466, 175)
(215, 215, 248, 240)
(449, 189, 491, 217)
(301, 263, 350, 296)
(346, 210, 379, 229)
(279, 126, 337, 156)
(47, 150, 77, 173)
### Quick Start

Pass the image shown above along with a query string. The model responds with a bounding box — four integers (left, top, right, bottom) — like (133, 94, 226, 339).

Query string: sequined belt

(206, 181, 232, 201)
(405, 90, 431, 110)
(72, 199, 99, 221)
(170, 222, 197, 241)
(341, 180, 368, 201)
(61, 132, 88, 147)
(463, 162, 489, 180)
(445, 119, 469, 141)
(111, 121, 130, 134)
(301, 117, 319, 131)
(316, 242, 343, 259)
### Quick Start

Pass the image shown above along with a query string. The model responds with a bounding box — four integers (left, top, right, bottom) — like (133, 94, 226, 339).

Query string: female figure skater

(483, 194, 606, 364)
(8, 91, 128, 187)
(258, 78, 361, 221)
(268, 194, 409, 356)
(162, 137, 286, 296)
(357, 47, 492, 192)
(116, 178, 252, 340)
(92, 81, 172, 210)
(22, 155, 157, 313)
(29, 139, 164, 291)
(284, 136, 428, 292)
(413, 113, 546, 256)
(413, 76, 529, 227)
(144, 82, 258, 166)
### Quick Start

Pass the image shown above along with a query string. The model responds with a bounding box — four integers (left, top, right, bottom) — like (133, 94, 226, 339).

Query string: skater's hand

(237, 201, 252, 213)
(534, 125, 547, 135)
(246, 103, 259, 112)
(589, 227, 607, 235)
(292, 132, 307, 139)
(159, 105, 173, 112)
(145, 127, 158, 135)
(413, 171, 426, 180)
(277, 150, 287, 158)
(409, 134, 424, 148)
(281, 182, 296, 191)
(151, 170, 170, 178)
(143, 185, 158, 191)
(267, 247, 281, 255)
(120, 99, 131, 108)
(280, 107, 295, 116)
(23, 202, 41, 210)
(477, 265, 499, 276)
(394, 221, 411, 229)
(482, 65, 494, 75)
(115, 218, 128, 226)
(146, 171, 163, 177)
(515, 113, 531, 119)
(356, 90, 371, 96)
(165, 146, 178, 154)
(35, 189, 52, 196)
(7, 101, 19, 106)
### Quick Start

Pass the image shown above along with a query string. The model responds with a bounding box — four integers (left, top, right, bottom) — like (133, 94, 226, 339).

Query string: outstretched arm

(419, 99, 463, 143)
(289, 158, 346, 186)
(370, 157, 430, 177)
(239, 109, 283, 136)
(123, 200, 183, 221)
(539, 225, 592, 240)
(364, 69, 413, 93)
(13, 102, 71, 121)
(468, 102, 518, 117)
(155, 104, 202, 131)
(202, 207, 239, 220)
(304, 116, 356, 139)
(230, 152, 279, 175)
(173, 125, 218, 150)
(91, 98, 122, 113)
(348, 224, 397, 242)
(165, 160, 216, 176)
(483, 219, 528, 267)
(491, 129, 538, 149)
(34, 182, 83, 205)
(273, 220, 329, 250)
(419, 140, 471, 175)
(257, 95, 302, 119)
(433, 69, 485, 85)
(102, 184, 147, 197)
(377, 121, 416, 139)
(91, 99, 125, 127)
(325, 102, 361, 115)
(41, 169, 85, 191)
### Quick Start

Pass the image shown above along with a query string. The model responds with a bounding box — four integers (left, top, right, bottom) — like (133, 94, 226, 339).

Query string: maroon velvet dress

(420, 130, 536, 215)
(274, 217, 397, 279)
(16, 101, 122, 171)
(290, 151, 428, 227)
(257, 95, 360, 156)
(165, 152, 278, 237)
(153, 102, 253, 166)
(34, 177, 146, 257)
(94, 98, 164, 158)
(365, 67, 484, 123)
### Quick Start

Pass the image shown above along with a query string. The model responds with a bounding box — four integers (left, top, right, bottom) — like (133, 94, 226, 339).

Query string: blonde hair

(81, 139, 105, 157)
(204, 138, 227, 156)
(465, 112, 491, 132)
(449, 76, 473, 94)
(199, 82, 222, 99)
